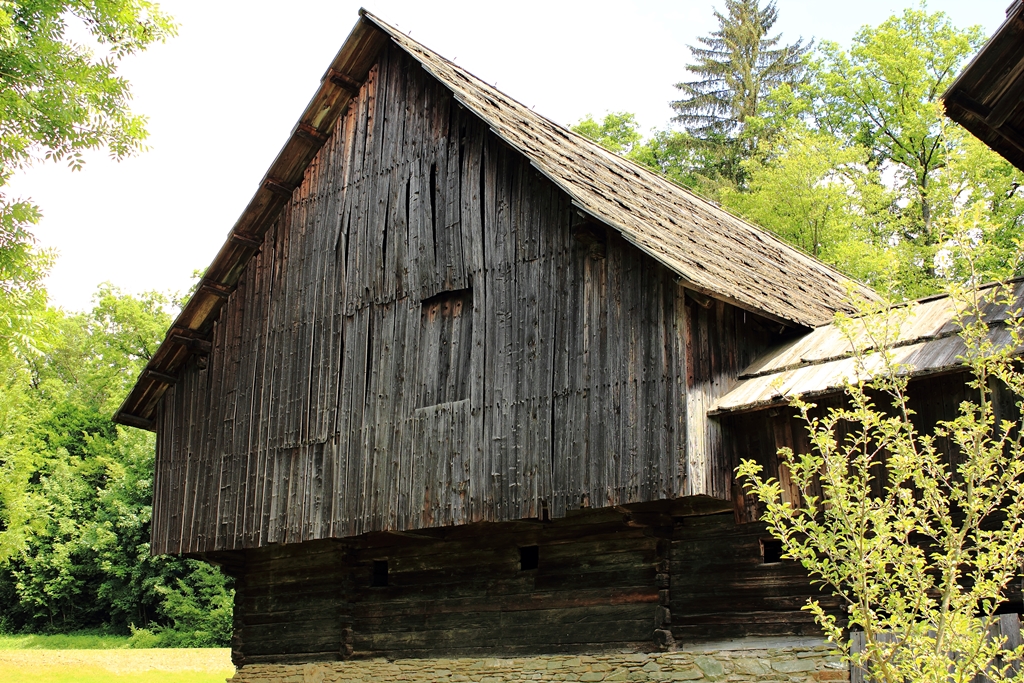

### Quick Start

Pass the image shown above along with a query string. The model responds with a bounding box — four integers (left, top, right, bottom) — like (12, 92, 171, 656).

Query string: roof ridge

(360, 11, 879, 327)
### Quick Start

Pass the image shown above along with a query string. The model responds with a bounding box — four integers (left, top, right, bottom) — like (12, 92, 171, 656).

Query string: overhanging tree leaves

(720, 126, 895, 285)
(0, 0, 176, 172)
(0, 0, 176, 355)
(571, 112, 644, 156)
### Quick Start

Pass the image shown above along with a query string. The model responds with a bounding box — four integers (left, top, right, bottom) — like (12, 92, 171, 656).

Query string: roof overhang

(113, 12, 389, 429)
(711, 279, 1024, 416)
(943, 1, 1024, 171)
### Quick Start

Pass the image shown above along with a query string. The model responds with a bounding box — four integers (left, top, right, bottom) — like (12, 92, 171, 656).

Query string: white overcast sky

(7, 0, 1014, 312)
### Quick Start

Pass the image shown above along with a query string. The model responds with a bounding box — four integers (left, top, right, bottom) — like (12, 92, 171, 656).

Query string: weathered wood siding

(684, 299, 778, 501)
(151, 44, 781, 555)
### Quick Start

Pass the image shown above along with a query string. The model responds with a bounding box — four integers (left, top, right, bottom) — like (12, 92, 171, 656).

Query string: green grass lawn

(0, 633, 134, 649)
(0, 635, 234, 683)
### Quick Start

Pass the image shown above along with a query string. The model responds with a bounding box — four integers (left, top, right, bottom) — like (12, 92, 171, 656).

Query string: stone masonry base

(229, 645, 848, 683)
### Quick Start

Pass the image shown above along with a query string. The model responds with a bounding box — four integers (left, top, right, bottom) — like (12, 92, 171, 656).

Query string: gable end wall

(151, 45, 778, 555)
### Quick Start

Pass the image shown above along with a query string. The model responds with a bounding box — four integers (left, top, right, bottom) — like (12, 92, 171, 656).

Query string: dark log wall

(669, 514, 837, 643)
(152, 44, 782, 555)
(229, 540, 351, 664)
(222, 508, 834, 666)
(227, 510, 662, 665)
(347, 516, 660, 658)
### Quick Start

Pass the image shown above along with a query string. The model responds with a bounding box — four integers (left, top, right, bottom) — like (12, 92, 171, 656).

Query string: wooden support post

(654, 538, 675, 650)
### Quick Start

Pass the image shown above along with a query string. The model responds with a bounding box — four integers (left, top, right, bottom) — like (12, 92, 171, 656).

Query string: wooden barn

(110, 9, 1024, 683)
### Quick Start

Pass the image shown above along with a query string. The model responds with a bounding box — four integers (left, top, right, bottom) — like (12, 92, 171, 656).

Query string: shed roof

(943, 1, 1024, 171)
(114, 9, 875, 428)
(711, 280, 1024, 415)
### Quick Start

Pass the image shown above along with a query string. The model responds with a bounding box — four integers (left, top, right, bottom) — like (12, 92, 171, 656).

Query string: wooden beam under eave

(169, 334, 212, 355)
(144, 369, 179, 385)
(228, 232, 262, 249)
(295, 122, 329, 144)
(993, 123, 1024, 156)
(262, 176, 297, 198)
(985, 58, 1024, 128)
(117, 413, 156, 431)
(198, 280, 235, 298)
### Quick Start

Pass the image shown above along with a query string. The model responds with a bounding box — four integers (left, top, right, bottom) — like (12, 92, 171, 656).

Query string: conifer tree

(672, 0, 808, 184)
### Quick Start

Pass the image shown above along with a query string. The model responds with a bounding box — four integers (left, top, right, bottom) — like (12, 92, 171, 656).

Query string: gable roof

(710, 279, 1024, 415)
(114, 9, 876, 429)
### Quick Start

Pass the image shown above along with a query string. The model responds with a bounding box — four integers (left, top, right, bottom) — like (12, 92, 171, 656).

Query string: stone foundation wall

(230, 645, 848, 683)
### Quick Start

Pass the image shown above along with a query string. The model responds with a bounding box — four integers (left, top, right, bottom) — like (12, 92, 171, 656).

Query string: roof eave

(113, 15, 390, 428)
(942, 2, 1024, 171)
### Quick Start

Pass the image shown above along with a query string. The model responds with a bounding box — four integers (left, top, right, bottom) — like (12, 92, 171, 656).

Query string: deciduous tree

(813, 7, 984, 241)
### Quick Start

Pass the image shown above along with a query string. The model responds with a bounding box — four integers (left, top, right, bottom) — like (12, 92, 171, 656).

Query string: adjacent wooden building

(111, 9, 1020, 677)
(943, 0, 1024, 170)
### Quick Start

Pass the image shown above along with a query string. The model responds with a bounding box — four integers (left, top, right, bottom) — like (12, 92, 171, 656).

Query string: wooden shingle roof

(114, 9, 875, 428)
(362, 14, 874, 328)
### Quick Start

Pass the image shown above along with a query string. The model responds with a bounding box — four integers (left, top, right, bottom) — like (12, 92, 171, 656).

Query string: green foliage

(0, 16, 186, 630)
(128, 561, 234, 648)
(738, 231, 1024, 680)
(0, 286, 233, 645)
(0, 632, 132, 649)
(571, 112, 643, 156)
(0, 194, 50, 358)
(807, 6, 1004, 293)
(671, 0, 809, 185)
(0, 0, 176, 359)
(570, 113, 727, 193)
(723, 6, 1022, 297)
(672, 0, 809, 137)
(812, 6, 984, 239)
(573, 6, 1023, 298)
(721, 128, 887, 266)
(0, 0, 177, 173)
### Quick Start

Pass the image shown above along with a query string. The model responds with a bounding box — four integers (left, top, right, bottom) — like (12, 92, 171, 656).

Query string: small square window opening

(519, 545, 539, 571)
(372, 560, 388, 586)
(760, 539, 783, 564)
